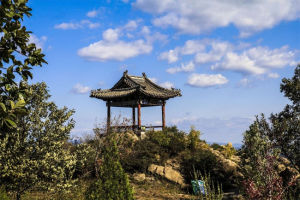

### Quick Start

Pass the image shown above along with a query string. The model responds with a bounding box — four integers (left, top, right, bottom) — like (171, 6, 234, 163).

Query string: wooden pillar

(132, 106, 136, 128)
(138, 103, 141, 129)
(107, 101, 111, 131)
(162, 101, 166, 129)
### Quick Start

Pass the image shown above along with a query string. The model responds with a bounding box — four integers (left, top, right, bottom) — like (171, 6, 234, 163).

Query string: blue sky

(23, 0, 300, 143)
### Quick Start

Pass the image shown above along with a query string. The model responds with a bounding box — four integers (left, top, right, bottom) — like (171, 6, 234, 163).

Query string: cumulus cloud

(134, 0, 300, 36)
(159, 49, 179, 63)
(102, 28, 119, 42)
(160, 39, 297, 77)
(78, 27, 152, 61)
(78, 40, 152, 61)
(86, 10, 98, 18)
(187, 73, 228, 87)
(54, 20, 100, 30)
(211, 46, 296, 75)
(72, 83, 91, 94)
(28, 34, 47, 49)
(148, 78, 174, 89)
(160, 81, 174, 89)
(124, 20, 138, 30)
(166, 61, 195, 74)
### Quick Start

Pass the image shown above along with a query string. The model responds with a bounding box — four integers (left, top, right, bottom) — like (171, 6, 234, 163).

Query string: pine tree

(86, 135, 134, 200)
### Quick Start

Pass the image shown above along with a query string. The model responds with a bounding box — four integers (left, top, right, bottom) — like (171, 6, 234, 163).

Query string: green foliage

(268, 64, 300, 169)
(240, 115, 274, 183)
(0, 186, 10, 200)
(187, 126, 201, 151)
(192, 170, 223, 200)
(147, 126, 186, 156)
(121, 138, 164, 173)
(72, 142, 97, 179)
(85, 135, 134, 200)
(181, 147, 218, 185)
(0, 0, 47, 131)
(221, 143, 236, 159)
(121, 126, 186, 173)
(0, 82, 76, 199)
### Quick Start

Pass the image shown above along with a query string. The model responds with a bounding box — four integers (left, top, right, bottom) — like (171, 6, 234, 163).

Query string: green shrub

(0, 186, 10, 200)
(85, 135, 134, 200)
(147, 126, 186, 156)
(181, 148, 218, 184)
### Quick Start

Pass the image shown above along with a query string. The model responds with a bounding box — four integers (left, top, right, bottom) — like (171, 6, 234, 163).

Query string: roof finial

(142, 72, 146, 77)
(123, 70, 128, 76)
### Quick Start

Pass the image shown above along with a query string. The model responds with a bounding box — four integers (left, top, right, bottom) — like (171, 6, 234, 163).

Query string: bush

(0, 186, 10, 200)
(221, 143, 236, 159)
(181, 148, 218, 185)
(85, 135, 134, 200)
(147, 126, 186, 156)
(120, 126, 186, 173)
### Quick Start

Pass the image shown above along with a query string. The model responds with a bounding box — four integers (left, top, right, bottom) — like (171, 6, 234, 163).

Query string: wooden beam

(138, 103, 141, 129)
(107, 101, 111, 131)
(162, 101, 166, 128)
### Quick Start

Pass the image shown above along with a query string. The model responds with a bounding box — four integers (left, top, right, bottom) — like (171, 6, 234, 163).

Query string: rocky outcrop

(148, 164, 187, 187)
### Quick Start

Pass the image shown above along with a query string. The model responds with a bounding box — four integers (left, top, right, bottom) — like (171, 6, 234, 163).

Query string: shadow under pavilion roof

(90, 70, 181, 101)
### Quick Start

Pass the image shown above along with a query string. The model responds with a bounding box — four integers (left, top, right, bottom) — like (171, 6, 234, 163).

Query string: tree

(85, 134, 134, 200)
(0, 82, 76, 200)
(240, 116, 297, 200)
(269, 64, 300, 169)
(0, 0, 46, 130)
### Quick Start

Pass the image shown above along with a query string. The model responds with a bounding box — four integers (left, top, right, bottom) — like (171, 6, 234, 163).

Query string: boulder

(148, 164, 186, 187)
(133, 173, 146, 182)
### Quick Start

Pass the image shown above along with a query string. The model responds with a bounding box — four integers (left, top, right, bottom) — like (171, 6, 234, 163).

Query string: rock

(148, 164, 186, 187)
(133, 173, 146, 182)
(164, 166, 185, 186)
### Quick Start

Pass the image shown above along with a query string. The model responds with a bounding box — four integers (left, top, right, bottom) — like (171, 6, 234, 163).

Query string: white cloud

(55, 23, 80, 30)
(181, 40, 206, 55)
(211, 46, 296, 75)
(141, 26, 150, 35)
(159, 49, 179, 63)
(187, 73, 228, 87)
(72, 83, 91, 94)
(134, 0, 300, 36)
(78, 31, 152, 61)
(54, 20, 100, 30)
(87, 10, 98, 18)
(124, 20, 138, 30)
(148, 78, 174, 89)
(160, 38, 297, 77)
(166, 61, 195, 74)
(160, 81, 174, 89)
(148, 77, 158, 83)
(102, 28, 119, 42)
(28, 34, 47, 49)
(268, 73, 280, 79)
(237, 78, 252, 88)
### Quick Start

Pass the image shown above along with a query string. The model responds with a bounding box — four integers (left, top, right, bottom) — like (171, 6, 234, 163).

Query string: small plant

(85, 134, 134, 200)
(192, 168, 223, 200)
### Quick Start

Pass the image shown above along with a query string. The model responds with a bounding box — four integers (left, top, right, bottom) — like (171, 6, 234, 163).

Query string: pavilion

(90, 70, 181, 132)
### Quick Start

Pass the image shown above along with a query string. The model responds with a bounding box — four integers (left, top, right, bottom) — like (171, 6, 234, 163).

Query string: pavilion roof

(90, 71, 181, 101)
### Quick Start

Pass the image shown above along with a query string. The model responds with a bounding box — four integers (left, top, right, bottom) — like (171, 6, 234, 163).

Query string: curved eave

(90, 88, 137, 100)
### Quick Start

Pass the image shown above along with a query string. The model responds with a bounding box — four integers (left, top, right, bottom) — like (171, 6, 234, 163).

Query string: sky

(22, 0, 300, 144)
